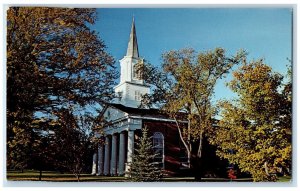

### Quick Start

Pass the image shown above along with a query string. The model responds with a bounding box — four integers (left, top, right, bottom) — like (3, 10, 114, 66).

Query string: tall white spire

(126, 17, 139, 58)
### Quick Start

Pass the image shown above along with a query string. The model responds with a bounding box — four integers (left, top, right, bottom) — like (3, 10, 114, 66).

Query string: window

(153, 132, 164, 168)
(134, 91, 141, 101)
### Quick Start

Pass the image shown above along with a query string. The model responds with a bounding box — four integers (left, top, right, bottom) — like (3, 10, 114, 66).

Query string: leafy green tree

(127, 128, 162, 182)
(140, 48, 245, 180)
(210, 60, 292, 181)
(7, 7, 116, 170)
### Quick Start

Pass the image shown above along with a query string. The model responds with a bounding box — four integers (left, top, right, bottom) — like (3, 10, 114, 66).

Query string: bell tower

(114, 18, 150, 108)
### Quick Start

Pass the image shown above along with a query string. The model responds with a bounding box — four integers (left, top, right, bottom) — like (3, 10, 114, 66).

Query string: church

(91, 18, 191, 177)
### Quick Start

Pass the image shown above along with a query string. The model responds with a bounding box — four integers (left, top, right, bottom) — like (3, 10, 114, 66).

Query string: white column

(91, 153, 97, 175)
(97, 144, 104, 175)
(118, 132, 125, 175)
(110, 134, 117, 176)
(125, 130, 134, 174)
(127, 130, 134, 163)
(103, 136, 111, 175)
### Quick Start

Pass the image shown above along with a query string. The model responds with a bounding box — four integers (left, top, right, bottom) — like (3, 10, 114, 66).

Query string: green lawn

(7, 170, 126, 182)
(277, 175, 292, 182)
(6, 170, 291, 182)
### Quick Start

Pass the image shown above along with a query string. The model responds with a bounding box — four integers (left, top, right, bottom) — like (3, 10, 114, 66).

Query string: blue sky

(91, 8, 292, 102)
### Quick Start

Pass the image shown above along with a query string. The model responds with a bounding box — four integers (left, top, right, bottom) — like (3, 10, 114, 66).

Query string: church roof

(108, 102, 161, 116)
(126, 17, 139, 58)
(107, 102, 187, 121)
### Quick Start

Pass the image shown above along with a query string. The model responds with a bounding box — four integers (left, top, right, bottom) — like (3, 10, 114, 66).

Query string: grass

(7, 170, 126, 182)
(6, 170, 291, 182)
(277, 175, 292, 182)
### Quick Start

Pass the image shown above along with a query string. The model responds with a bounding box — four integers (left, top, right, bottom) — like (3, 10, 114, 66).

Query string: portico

(92, 117, 142, 176)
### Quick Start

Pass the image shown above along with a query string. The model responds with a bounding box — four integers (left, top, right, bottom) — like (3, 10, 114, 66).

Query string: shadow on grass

(7, 170, 291, 182)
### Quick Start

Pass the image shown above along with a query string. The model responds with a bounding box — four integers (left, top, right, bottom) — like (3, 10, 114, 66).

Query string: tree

(48, 109, 94, 181)
(127, 128, 162, 182)
(7, 7, 116, 170)
(140, 48, 246, 180)
(210, 60, 292, 181)
(29, 129, 54, 181)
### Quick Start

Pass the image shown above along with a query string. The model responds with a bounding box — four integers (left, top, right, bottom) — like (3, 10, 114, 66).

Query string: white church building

(91, 18, 191, 177)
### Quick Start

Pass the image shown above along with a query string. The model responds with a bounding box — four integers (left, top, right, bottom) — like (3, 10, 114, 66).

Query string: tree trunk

(192, 156, 202, 181)
(187, 151, 192, 169)
(39, 170, 42, 181)
(174, 117, 192, 168)
(264, 161, 270, 176)
(192, 133, 204, 181)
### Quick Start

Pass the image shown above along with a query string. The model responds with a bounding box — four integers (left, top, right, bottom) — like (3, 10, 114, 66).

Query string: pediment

(103, 106, 128, 123)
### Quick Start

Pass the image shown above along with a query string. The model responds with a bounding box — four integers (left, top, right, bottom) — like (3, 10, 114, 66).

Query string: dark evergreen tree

(127, 128, 163, 182)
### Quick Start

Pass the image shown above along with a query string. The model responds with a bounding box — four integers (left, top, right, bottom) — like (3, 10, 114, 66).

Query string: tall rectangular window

(134, 90, 141, 101)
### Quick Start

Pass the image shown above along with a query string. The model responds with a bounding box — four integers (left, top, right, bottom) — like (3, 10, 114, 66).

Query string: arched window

(153, 132, 164, 168)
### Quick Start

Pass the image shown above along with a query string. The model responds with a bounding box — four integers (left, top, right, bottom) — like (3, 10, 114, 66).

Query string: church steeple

(114, 17, 150, 108)
(126, 17, 139, 58)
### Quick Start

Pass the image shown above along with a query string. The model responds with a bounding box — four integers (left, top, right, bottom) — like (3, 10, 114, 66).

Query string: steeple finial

(126, 16, 139, 58)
